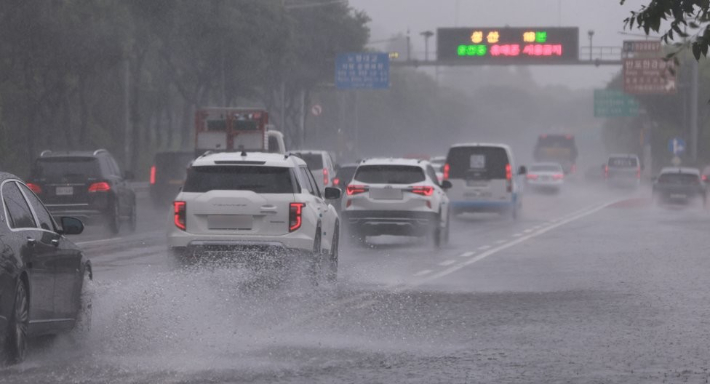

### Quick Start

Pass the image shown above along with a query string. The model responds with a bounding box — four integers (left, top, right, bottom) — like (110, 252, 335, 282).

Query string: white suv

(167, 152, 341, 279)
(342, 158, 451, 246)
(291, 150, 337, 192)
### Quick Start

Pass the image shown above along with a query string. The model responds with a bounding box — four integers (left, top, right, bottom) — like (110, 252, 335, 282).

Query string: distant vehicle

(0, 173, 91, 364)
(430, 156, 446, 182)
(26, 149, 137, 235)
(194, 108, 286, 157)
(526, 162, 565, 192)
(652, 167, 707, 207)
(333, 163, 359, 191)
(291, 150, 337, 192)
(444, 143, 526, 219)
(167, 152, 341, 281)
(342, 158, 451, 246)
(149, 151, 194, 206)
(533, 134, 578, 174)
(702, 165, 710, 185)
(605, 154, 641, 188)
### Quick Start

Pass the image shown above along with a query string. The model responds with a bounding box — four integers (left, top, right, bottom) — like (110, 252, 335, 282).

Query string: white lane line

(495, 240, 507, 245)
(477, 245, 491, 251)
(512, 233, 522, 237)
(354, 300, 378, 309)
(523, 229, 533, 233)
(413, 269, 433, 277)
(459, 251, 476, 258)
(438, 260, 456, 267)
(417, 200, 617, 283)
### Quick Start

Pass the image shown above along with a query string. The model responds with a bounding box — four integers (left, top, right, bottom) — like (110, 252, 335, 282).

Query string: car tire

(443, 210, 450, 245)
(326, 223, 339, 282)
(3, 280, 29, 365)
(74, 272, 93, 333)
(432, 216, 442, 248)
(126, 200, 137, 233)
(106, 202, 120, 235)
(311, 230, 322, 285)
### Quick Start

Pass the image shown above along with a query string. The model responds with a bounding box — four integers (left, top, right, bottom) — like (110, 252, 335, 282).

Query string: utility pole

(690, 58, 699, 161)
(406, 30, 411, 61)
(588, 30, 595, 61)
(421, 31, 434, 62)
(123, 59, 131, 171)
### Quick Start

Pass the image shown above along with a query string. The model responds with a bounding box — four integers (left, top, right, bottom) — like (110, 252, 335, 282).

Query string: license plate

(466, 180, 488, 187)
(670, 194, 687, 199)
(208, 215, 253, 230)
(369, 188, 403, 200)
(55, 187, 74, 196)
(465, 190, 492, 198)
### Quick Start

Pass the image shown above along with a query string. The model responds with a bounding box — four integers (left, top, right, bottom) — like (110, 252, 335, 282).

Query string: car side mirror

(518, 166, 527, 175)
(59, 217, 84, 235)
(440, 180, 453, 189)
(124, 170, 135, 180)
(324, 187, 341, 200)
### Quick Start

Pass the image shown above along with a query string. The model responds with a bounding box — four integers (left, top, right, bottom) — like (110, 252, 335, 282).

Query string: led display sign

(437, 27, 579, 64)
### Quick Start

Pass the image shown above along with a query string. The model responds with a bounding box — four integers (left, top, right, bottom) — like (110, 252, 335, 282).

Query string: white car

(167, 152, 341, 280)
(342, 158, 451, 246)
(526, 162, 565, 192)
(430, 155, 447, 183)
(444, 143, 526, 219)
(291, 150, 337, 193)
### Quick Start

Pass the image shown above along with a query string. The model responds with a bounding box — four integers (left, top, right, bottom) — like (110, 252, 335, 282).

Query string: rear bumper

(45, 206, 109, 224)
(343, 210, 437, 236)
(167, 230, 314, 255)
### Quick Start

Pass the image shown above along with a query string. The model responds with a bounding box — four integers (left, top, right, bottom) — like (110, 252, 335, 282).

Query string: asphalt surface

(2, 179, 710, 384)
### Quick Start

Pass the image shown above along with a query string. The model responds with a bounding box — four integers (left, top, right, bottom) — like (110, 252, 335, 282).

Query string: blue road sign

(335, 53, 390, 90)
(668, 137, 686, 155)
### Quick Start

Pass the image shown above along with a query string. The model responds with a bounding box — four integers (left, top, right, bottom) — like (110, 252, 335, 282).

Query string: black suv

(26, 149, 137, 234)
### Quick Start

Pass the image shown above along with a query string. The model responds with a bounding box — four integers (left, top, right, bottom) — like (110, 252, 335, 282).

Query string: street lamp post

(588, 30, 595, 61)
(421, 31, 434, 62)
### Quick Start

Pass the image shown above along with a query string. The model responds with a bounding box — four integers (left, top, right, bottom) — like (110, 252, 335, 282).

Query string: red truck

(194, 107, 286, 157)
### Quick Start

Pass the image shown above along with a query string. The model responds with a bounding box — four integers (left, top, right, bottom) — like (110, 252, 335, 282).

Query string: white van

(444, 143, 526, 218)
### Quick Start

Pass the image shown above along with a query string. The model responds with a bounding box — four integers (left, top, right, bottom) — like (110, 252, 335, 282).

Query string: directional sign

(437, 27, 579, 64)
(622, 40, 661, 55)
(335, 53, 390, 90)
(623, 58, 677, 94)
(668, 137, 686, 155)
(594, 90, 640, 117)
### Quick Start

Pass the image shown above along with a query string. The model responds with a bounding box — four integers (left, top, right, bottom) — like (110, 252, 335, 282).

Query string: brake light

(505, 164, 512, 181)
(173, 201, 186, 230)
(289, 203, 305, 232)
(88, 182, 111, 192)
(26, 183, 42, 194)
(604, 165, 609, 179)
(346, 185, 368, 195)
(570, 164, 577, 174)
(552, 173, 564, 180)
(703, 175, 708, 182)
(323, 168, 329, 186)
(150, 165, 156, 185)
(333, 177, 340, 186)
(565, 134, 573, 139)
(636, 167, 641, 179)
(410, 186, 434, 196)
(526, 174, 539, 180)
(443, 163, 450, 180)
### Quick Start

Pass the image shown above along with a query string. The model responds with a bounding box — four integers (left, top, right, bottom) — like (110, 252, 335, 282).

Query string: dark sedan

(652, 167, 707, 207)
(0, 173, 91, 365)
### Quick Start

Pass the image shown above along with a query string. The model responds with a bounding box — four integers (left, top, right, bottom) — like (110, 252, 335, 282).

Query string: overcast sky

(348, 0, 652, 90)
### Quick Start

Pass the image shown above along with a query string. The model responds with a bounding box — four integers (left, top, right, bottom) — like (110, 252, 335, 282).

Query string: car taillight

(552, 173, 564, 180)
(636, 167, 641, 179)
(88, 182, 111, 192)
(323, 169, 329, 186)
(604, 165, 609, 179)
(173, 201, 186, 231)
(410, 186, 434, 196)
(346, 185, 368, 195)
(289, 203, 305, 232)
(505, 164, 512, 181)
(26, 183, 42, 194)
(703, 175, 708, 182)
(526, 174, 538, 180)
(570, 164, 577, 174)
(443, 163, 450, 180)
(333, 177, 340, 186)
(150, 165, 156, 185)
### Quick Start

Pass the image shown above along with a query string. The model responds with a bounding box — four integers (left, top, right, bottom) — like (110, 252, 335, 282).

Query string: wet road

(3, 179, 710, 383)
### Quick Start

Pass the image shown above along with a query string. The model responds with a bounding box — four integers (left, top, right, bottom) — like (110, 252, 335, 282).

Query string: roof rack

(198, 150, 214, 158)
(93, 149, 108, 156)
(40, 150, 52, 157)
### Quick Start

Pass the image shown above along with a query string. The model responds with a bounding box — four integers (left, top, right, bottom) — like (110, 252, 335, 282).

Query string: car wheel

(443, 210, 450, 245)
(326, 223, 339, 282)
(106, 202, 120, 235)
(3, 280, 29, 365)
(311, 230, 322, 285)
(74, 271, 93, 333)
(127, 200, 137, 233)
(432, 216, 442, 248)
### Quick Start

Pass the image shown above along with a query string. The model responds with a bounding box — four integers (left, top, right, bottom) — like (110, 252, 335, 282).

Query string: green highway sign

(594, 89, 640, 118)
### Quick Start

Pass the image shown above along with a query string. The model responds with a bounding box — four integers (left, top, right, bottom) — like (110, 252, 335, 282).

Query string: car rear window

(446, 147, 510, 179)
(294, 153, 324, 170)
(354, 165, 425, 184)
(336, 166, 358, 185)
(183, 166, 295, 193)
(32, 157, 100, 180)
(658, 173, 700, 185)
(608, 157, 638, 168)
(530, 165, 562, 172)
(155, 152, 194, 181)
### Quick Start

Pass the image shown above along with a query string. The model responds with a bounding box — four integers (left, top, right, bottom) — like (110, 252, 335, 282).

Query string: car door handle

(26, 237, 36, 247)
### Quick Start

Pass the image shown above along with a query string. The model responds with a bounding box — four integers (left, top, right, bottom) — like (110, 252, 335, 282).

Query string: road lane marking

(418, 200, 618, 283)
(438, 260, 456, 267)
(459, 251, 476, 258)
(523, 229, 533, 233)
(477, 245, 491, 251)
(512, 233, 522, 237)
(495, 240, 507, 244)
(413, 270, 433, 277)
(76, 230, 164, 246)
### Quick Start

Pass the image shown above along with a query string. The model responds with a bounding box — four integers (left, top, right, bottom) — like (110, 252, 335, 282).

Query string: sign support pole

(690, 58, 699, 161)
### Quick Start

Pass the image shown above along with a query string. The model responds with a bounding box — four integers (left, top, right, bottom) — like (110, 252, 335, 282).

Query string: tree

(622, 0, 710, 60)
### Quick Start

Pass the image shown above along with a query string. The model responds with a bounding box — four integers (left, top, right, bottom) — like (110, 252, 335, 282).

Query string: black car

(652, 167, 707, 206)
(149, 151, 194, 206)
(26, 149, 136, 235)
(333, 163, 359, 191)
(0, 173, 91, 364)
